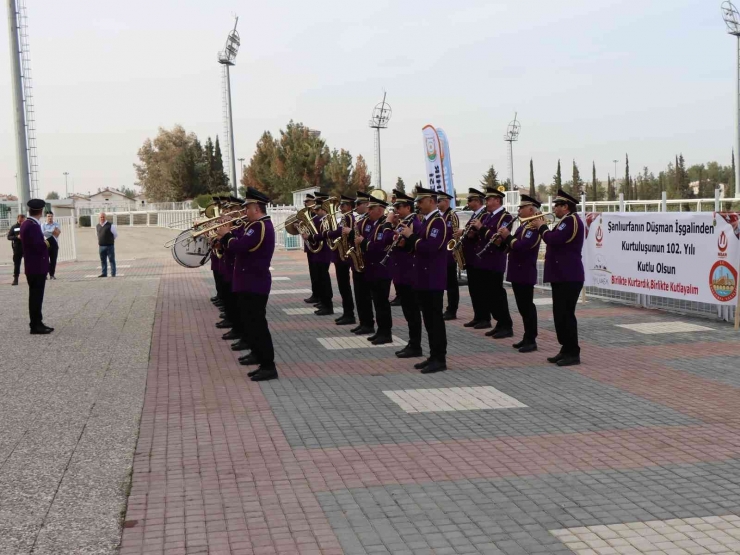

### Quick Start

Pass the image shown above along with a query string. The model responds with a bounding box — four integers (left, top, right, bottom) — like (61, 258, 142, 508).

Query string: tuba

(321, 197, 341, 250)
(295, 207, 323, 254)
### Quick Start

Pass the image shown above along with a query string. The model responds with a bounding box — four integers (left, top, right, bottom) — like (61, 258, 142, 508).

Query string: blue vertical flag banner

(422, 125, 445, 196)
(436, 128, 455, 208)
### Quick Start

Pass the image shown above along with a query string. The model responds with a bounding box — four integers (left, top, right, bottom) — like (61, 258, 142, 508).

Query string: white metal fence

(55, 216, 77, 262)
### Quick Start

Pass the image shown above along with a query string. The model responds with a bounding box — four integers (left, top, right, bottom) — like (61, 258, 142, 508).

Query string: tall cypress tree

(624, 154, 631, 200)
(211, 136, 229, 193)
(592, 162, 597, 201)
(732, 149, 736, 194)
(553, 160, 562, 194)
(529, 158, 535, 197)
(571, 160, 582, 198)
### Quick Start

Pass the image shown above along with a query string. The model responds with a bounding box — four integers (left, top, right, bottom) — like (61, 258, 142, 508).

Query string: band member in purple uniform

(497, 194, 542, 353)
(437, 192, 459, 320)
(304, 192, 334, 315)
(302, 193, 319, 305)
(20, 199, 53, 334)
(399, 187, 448, 373)
(469, 187, 513, 338)
(454, 189, 487, 328)
(355, 196, 394, 344)
(388, 190, 422, 358)
(324, 195, 356, 325)
(345, 191, 375, 334)
(532, 189, 585, 367)
(218, 188, 278, 381)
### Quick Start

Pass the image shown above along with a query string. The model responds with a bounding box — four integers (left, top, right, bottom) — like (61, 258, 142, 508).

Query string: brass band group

(199, 184, 585, 382)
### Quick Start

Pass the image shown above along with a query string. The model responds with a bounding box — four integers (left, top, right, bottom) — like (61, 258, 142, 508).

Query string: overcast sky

(0, 0, 734, 198)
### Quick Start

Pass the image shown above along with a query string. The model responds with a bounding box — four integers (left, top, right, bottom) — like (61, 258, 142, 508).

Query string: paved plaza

(2, 232, 740, 554)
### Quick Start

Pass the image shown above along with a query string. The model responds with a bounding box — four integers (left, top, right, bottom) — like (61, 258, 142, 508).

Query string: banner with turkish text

(421, 125, 445, 195)
(435, 128, 456, 208)
(584, 212, 740, 305)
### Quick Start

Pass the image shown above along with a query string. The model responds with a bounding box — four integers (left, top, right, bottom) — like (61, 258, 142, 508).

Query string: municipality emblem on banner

(426, 137, 437, 162)
(709, 260, 737, 302)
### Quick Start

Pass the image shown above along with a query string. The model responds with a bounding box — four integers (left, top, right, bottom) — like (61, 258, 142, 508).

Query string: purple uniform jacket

(390, 216, 422, 286)
(222, 227, 241, 283)
(477, 210, 513, 273)
(324, 212, 354, 266)
(308, 215, 332, 264)
(229, 216, 275, 295)
(505, 223, 541, 285)
(19, 218, 49, 276)
(407, 212, 448, 291)
(442, 209, 459, 266)
(361, 218, 394, 281)
(461, 209, 486, 269)
(541, 212, 585, 283)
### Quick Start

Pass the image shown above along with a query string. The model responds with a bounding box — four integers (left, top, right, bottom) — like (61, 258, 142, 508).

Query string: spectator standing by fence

(96, 212, 118, 278)
(7, 214, 26, 285)
(41, 212, 61, 280)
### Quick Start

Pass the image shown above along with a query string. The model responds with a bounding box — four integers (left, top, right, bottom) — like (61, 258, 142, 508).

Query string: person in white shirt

(41, 212, 62, 279)
(96, 212, 118, 277)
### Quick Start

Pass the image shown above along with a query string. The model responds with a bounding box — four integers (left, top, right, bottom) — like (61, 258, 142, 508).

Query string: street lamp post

(63, 171, 69, 198)
(613, 159, 619, 190)
(722, 1, 740, 197)
(218, 17, 240, 197)
(238, 158, 245, 187)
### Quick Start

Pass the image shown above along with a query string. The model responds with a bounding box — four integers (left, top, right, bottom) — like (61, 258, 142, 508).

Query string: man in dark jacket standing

(96, 212, 118, 277)
(20, 199, 53, 334)
(7, 214, 25, 285)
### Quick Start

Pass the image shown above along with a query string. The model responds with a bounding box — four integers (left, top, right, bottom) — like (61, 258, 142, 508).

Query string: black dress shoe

(557, 355, 581, 367)
(442, 310, 457, 321)
(239, 353, 259, 366)
(547, 353, 564, 364)
(219, 312, 227, 319)
(315, 307, 334, 316)
(222, 330, 240, 340)
(512, 339, 525, 349)
(11, 277, 18, 286)
(251, 365, 278, 381)
(492, 328, 514, 339)
(484, 327, 498, 337)
(518, 342, 538, 353)
(421, 359, 447, 374)
(335, 315, 356, 326)
(238, 351, 252, 362)
(463, 319, 479, 328)
(372, 335, 393, 345)
(247, 367, 260, 377)
(353, 325, 375, 335)
(210, 295, 219, 302)
(390, 297, 401, 307)
(41, 324, 54, 332)
(30, 326, 52, 335)
(366, 333, 379, 341)
(414, 358, 431, 370)
(231, 339, 250, 351)
(215, 319, 233, 329)
(313, 303, 323, 309)
(396, 347, 423, 358)
(97, 274, 106, 278)
(304, 296, 318, 304)
(473, 321, 492, 330)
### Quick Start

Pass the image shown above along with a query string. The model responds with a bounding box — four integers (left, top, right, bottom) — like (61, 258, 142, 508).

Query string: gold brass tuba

(321, 197, 341, 250)
(295, 207, 323, 254)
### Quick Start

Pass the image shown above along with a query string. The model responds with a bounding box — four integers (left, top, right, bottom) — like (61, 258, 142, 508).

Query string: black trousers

(551, 281, 583, 356)
(352, 270, 374, 327)
(335, 262, 354, 316)
(238, 292, 274, 366)
(466, 267, 487, 322)
(369, 278, 392, 334)
(222, 282, 240, 331)
(12, 246, 23, 277)
(47, 237, 59, 277)
(27, 273, 46, 328)
(511, 282, 538, 343)
(445, 262, 459, 312)
(314, 262, 333, 308)
(481, 270, 513, 330)
(418, 290, 447, 361)
(213, 270, 223, 299)
(396, 283, 421, 349)
(307, 256, 318, 298)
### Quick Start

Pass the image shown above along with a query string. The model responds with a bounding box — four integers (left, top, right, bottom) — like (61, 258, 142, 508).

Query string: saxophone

(343, 213, 366, 272)
(446, 210, 484, 271)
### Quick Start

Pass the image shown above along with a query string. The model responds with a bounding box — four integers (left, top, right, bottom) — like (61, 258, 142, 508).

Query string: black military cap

(467, 188, 485, 200)
(243, 187, 270, 205)
(339, 195, 355, 205)
(554, 188, 578, 206)
(27, 199, 45, 210)
(518, 194, 542, 209)
(485, 187, 505, 199)
(355, 191, 371, 204)
(367, 196, 389, 208)
(414, 186, 439, 200)
(436, 191, 453, 200)
(305, 193, 315, 200)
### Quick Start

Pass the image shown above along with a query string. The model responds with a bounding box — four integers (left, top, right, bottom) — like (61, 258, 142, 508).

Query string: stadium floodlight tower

(218, 16, 240, 196)
(503, 113, 521, 191)
(368, 92, 392, 191)
(722, 1, 740, 197)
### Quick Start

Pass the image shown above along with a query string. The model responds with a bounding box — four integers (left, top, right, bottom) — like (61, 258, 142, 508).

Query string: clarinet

(476, 215, 519, 258)
(380, 212, 418, 267)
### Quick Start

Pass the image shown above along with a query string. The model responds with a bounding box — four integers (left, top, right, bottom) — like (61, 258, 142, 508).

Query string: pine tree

(395, 177, 406, 193)
(480, 166, 499, 189)
(529, 159, 535, 197)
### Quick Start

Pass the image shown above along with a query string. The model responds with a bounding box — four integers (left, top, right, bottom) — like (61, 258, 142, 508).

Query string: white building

(689, 182, 726, 198)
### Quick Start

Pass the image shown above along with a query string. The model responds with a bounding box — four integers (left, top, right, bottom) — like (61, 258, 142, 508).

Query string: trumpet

(518, 212, 558, 225)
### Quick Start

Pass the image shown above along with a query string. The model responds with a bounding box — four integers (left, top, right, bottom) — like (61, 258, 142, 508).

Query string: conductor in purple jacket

(531, 189, 585, 367)
(399, 187, 448, 374)
(388, 190, 422, 358)
(497, 194, 542, 353)
(355, 196, 394, 344)
(20, 199, 53, 334)
(218, 187, 278, 382)
(468, 187, 513, 338)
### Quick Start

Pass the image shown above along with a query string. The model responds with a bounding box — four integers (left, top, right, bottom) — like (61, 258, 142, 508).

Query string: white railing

(0, 218, 9, 231)
(55, 216, 77, 262)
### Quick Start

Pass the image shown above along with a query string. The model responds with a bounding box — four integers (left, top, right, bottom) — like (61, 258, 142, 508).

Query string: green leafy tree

(324, 148, 354, 198)
(395, 177, 406, 193)
(120, 186, 137, 199)
(45, 191, 59, 200)
(675, 154, 691, 199)
(536, 183, 548, 199)
(480, 165, 499, 189)
(211, 136, 229, 193)
(349, 154, 372, 195)
(529, 159, 535, 197)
